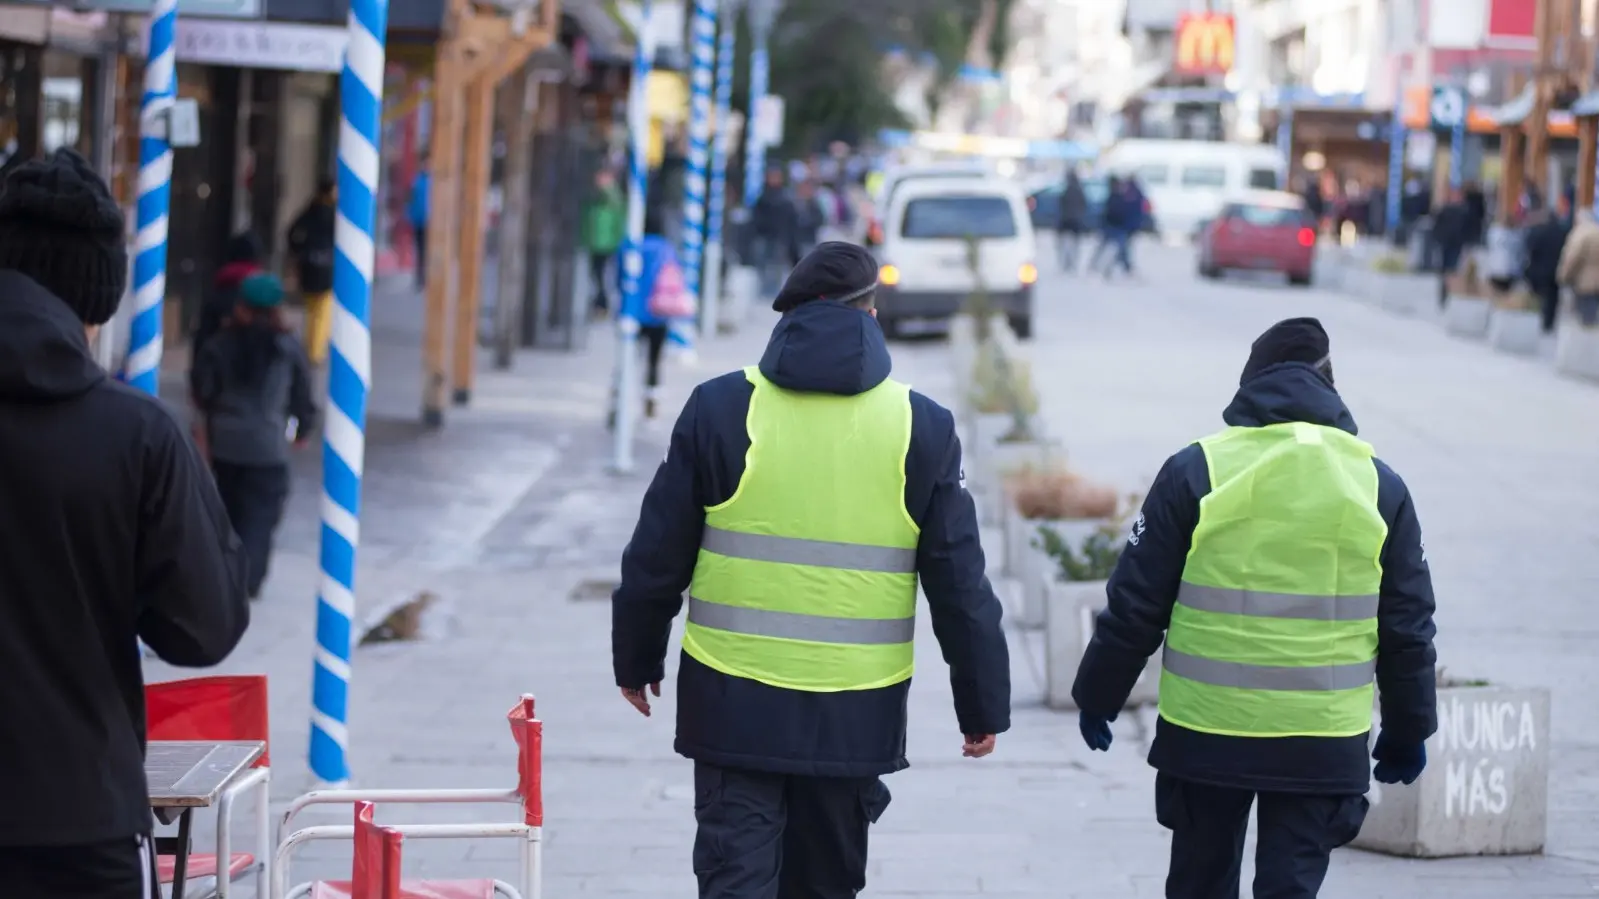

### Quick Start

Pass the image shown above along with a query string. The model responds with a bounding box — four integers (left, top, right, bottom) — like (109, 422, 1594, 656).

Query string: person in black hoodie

(612, 242, 1010, 899)
(193, 230, 266, 354)
(287, 178, 338, 366)
(1072, 318, 1437, 899)
(192, 272, 319, 599)
(0, 148, 250, 897)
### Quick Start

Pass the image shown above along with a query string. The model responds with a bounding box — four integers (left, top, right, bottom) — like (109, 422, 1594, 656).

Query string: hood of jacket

(758, 300, 891, 397)
(0, 270, 106, 403)
(1222, 362, 1357, 435)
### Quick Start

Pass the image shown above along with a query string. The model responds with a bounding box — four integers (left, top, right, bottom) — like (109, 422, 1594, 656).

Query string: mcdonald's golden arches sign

(1174, 13, 1234, 77)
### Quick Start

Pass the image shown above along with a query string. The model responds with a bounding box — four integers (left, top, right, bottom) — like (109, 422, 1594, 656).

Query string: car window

(1132, 165, 1169, 186)
(1181, 166, 1227, 188)
(1248, 168, 1280, 190)
(901, 196, 1018, 239)
(1224, 203, 1306, 227)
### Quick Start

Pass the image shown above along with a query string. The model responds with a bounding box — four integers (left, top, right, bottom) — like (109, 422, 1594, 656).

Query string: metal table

(147, 741, 265, 899)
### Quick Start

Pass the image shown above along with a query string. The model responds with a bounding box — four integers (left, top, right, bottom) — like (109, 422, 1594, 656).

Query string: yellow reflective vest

(684, 367, 920, 692)
(1159, 422, 1388, 738)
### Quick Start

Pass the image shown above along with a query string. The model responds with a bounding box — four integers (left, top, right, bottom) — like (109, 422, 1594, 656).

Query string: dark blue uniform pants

(1157, 774, 1368, 899)
(692, 762, 890, 899)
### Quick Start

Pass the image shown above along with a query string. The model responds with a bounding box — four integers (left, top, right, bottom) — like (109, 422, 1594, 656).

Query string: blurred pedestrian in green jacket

(583, 167, 626, 315)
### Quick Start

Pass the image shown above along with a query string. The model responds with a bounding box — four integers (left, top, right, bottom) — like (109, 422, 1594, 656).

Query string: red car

(1197, 192, 1317, 286)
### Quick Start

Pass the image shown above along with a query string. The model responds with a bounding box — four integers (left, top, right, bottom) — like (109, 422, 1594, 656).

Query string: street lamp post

(611, 0, 657, 475)
(742, 0, 778, 209)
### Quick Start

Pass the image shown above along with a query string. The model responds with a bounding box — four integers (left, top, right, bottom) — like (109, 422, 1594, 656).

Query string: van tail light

(1297, 227, 1315, 248)
(868, 221, 884, 245)
(1027, 196, 1037, 211)
(879, 263, 901, 286)
(1019, 263, 1038, 285)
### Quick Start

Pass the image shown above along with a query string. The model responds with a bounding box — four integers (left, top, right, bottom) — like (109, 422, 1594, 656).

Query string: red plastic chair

(274, 695, 544, 899)
(146, 675, 272, 899)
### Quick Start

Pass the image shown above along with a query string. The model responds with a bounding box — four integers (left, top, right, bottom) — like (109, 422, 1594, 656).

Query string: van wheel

(1288, 272, 1312, 287)
(1008, 315, 1033, 340)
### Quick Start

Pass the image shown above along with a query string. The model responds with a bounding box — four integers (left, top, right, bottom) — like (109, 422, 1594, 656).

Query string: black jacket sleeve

(1372, 460, 1439, 745)
(1072, 447, 1202, 716)
(612, 389, 705, 688)
(914, 408, 1011, 737)
(288, 343, 320, 440)
(136, 410, 251, 666)
(189, 338, 222, 411)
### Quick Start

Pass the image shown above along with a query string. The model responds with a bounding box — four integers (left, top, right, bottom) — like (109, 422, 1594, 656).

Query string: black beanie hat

(773, 241, 879, 312)
(0, 148, 127, 326)
(1241, 317, 1331, 384)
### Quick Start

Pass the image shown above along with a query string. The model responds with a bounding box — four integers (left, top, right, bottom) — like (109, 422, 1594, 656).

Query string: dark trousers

(1532, 280, 1560, 332)
(641, 324, 668, 390)
(211, 460, 291, 597)
(692, 762, 890, 899)
(414, 224, 428, 288)
(590, 251, 614, 311)
(0, 836, 153, 898)
(1157, 774, 1368, 899)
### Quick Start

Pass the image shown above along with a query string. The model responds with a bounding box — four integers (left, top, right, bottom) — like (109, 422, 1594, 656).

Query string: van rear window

(901, 196, 1018, 239)
(1181, 166, 1227, 187)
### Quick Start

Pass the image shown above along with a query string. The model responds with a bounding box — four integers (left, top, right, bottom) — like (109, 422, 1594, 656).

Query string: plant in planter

(1371, 253, 1409, 274)
(998, 461, 1112, 585)
(1354, 666, 1551, 858)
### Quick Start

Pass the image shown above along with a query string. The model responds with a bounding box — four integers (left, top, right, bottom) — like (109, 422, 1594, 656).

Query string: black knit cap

(773, 241, 879, 312)
(1242, 317, 1331, 384)
(0, 148, 127, 325)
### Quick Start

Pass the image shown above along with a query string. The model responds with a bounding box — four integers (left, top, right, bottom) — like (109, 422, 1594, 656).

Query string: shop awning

(1486, 84, 1535, 126)
(1571, 90, 1599, 117)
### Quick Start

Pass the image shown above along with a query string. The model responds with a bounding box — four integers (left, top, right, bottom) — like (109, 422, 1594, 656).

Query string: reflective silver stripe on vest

(1162, 646, 1376, 692)
(688, 596, 915, 645)
(701, 525, 917, 574)
(1178, 584, 1379, 622)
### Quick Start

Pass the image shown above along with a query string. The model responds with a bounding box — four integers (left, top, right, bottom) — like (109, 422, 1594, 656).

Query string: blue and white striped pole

(682, 0, 717, 339)
(310, 0, 389, 787)
(743, 9, 772, 208)
(701, 0, 737, 337)
(1386, 110, 1406, 237)
(611, 0, 655, 474)
(128, 0, 178, 395)
(1449, 99, 1467, 190)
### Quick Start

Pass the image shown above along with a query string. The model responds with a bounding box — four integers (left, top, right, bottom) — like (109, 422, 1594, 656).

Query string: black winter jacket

(612, 300, 1011, 777)
(1071, 363, 1438, 795)
(288, 200, 337, 295)
(0, 271, 251, 845)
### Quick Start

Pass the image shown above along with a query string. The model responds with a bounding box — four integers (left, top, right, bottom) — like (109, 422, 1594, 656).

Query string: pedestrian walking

(1524, 197, 1572, 333)
(191, 272, 319, 600)
(194, 230, 266, 354)
(582, 166, 626, 316)
(287, 177, 338, 366)
(0, 147, 250, 898)
(612, 241, 1011, 899)
(1057, 169, 1090, 272)
(1094, 176, 1136, 279)
(749, 165, 799, 298)
(1072, 318, 1438, 899)
(635, 204, 691, 420)
(1557, 206, 1599, 328)
(408, 154, 431, 289)
(793, 178, 826, 258)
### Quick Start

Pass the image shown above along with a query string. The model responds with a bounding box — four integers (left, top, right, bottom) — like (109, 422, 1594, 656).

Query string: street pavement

(142, 241, 1599, 897)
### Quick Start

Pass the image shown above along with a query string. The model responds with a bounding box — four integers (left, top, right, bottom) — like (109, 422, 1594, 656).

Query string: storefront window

(0, 40, 42, 168)
(41, 50, 95, 158)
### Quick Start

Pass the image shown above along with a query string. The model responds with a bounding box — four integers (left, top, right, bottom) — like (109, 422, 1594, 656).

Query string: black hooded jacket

(0, 270, 251, 845)
(612, 300, 1011, 776)
(1071, 363, 1438, 795)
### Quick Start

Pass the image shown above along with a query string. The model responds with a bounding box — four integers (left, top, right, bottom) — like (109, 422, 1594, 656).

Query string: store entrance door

(166, 64, 241, 341)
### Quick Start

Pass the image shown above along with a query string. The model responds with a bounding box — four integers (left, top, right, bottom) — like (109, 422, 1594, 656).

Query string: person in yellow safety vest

(1071, 318, 1438, 899)
(612, 241, 1011, 899)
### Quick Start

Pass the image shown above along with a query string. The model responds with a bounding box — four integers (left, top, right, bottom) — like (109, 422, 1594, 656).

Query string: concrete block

(1554, 323, 1599, 382)
(1355, 686, 1551, 858)
(1339, 266, 1372, 301)
(725, 266, 758, 329)
(1489, 308, 1542, 356)
(1018, 518, 1100, 631)
(1313, 251, 1344, 291)
(1444, 296, 1492, 339)
(1043, 577, 1161, 710)
(1374, 273, 1439, 317)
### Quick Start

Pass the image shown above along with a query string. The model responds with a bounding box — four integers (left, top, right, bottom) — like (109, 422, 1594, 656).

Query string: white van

(1099, 139, 1284, 240)
(875, 176, 1038, 338)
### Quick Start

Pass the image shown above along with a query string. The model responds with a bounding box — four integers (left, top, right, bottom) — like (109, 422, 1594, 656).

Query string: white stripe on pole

(310, 0, 389, 787)
(612, 0, 656, 475)
(682, 0, 718, 338)
(701, 0, 737, 336)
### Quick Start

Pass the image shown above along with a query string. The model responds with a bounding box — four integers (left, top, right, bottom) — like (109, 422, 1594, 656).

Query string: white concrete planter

(1355, 686, 1551, 858)
(1043, 577, 1162, 710)
(1443, 295, 1492, 339)
(1374, 273, 1438, 317)
(1013, 519, 1096, 629)
(1313, 252, 1344, 291)
(1489, 308, 1543, 356)
(1554, 323, 1599, 382)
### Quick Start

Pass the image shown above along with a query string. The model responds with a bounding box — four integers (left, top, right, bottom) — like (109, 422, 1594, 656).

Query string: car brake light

(880, 264, 901, 286)
(1028, 197, 1037, 211)
(1297, 228, 1315, 247)
(1019, 263, 1038, 285)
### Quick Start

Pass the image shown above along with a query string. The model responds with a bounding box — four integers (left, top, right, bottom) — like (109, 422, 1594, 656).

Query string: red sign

(1486, 0, 1536, 47)
(1174, 13, 1235, 77)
